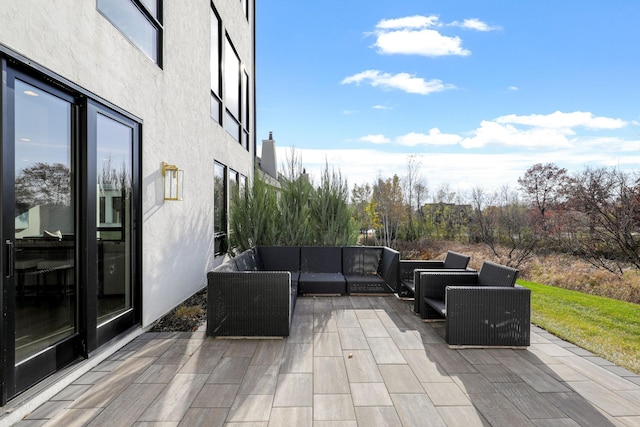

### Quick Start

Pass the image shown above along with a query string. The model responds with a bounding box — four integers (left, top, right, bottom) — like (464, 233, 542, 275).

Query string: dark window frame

(213, 161, 227, 257)
(210, 5, 222, 123)
(210, 3, 252, 150)
(223, 35, 241, 141)
(241, 69, 250, 151)
(97, 0, 164, 67)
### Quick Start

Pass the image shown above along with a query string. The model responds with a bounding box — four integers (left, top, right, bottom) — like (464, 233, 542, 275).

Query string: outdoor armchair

(399, 250, 471, 314)
(419, 261, 530, 347)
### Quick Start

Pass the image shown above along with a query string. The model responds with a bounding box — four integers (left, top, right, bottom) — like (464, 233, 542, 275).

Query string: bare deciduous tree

(560, 167, 640, 274)
(402, 154, 427, 241)
(372, 175, 404, 248)
(470, 185, 537, 268)
(517, 162, 568, 243)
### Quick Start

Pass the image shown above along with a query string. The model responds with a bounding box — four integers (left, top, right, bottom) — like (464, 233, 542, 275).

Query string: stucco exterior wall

(0, 0, 255, 326)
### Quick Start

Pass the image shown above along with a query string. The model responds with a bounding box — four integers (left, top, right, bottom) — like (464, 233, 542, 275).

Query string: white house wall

(0, 1, 255, 326)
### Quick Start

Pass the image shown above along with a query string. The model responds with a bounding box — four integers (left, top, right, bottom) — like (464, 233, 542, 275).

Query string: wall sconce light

(162, 162, 183, 201)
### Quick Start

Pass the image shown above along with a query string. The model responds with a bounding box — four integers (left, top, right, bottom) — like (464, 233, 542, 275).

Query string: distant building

(0, 0, 256, 406)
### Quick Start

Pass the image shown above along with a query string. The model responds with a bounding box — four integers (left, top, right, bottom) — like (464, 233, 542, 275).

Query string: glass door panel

(96, 113, 132, 324)
(13, 79, 76, 363)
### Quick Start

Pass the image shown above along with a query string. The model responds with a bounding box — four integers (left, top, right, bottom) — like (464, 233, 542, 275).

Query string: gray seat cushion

(299, 272, 346, 294)
(424, 297, 446, 316)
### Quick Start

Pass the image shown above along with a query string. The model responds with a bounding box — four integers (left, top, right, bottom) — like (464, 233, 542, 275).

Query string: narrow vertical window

(224, 36, 241, 141)
(242, 70, 250, 151)
(213, 162, 227, 256)
(210, 8, 221, 123)
(240, 174, 248, 196)
(229, 169, 240, 202)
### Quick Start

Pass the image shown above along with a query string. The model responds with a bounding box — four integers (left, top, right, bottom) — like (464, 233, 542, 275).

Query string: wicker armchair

(399, 250, 471, 314)
(418, 261, 530, 347)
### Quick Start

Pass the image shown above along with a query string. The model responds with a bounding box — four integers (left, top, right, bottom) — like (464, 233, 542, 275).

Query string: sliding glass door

(2, 69, 79, 399)
(1, 61, 140, 404)
(91, 105, 139, 346)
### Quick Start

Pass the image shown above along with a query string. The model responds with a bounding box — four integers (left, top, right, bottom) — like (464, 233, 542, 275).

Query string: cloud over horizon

(352, 111, 630, 150)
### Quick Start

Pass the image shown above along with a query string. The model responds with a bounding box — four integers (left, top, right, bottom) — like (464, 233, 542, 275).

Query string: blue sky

(256, 1, 640, 196)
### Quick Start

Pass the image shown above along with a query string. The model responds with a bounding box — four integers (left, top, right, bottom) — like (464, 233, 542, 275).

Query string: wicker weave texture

(207, 271, 291, 337)
(445, 286, 531, 347)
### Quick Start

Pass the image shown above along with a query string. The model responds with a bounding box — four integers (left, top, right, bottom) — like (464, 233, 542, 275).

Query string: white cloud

(372, 105, 392, 110)
(375, 15, 440, 30)
(266, 131, 640, 194)
(458, 111, 628, 149)
(370, 15, 498, 57)
(395, 129, 462, 146)
(262, 110, 637, 194)
(452, 18, 501, 32)
(374, 29, 470, 57)
(358, 134, 390, 144)
(496, 111, 627, 130)
(270, 146, 550, 192)
(508, 86, 519, 91)
(341, 70, 455, 95)
(460, 120, 573, 149)
(347, 111, 629, 151)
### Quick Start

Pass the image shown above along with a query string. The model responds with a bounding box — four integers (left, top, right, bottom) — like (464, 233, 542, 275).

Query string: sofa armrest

(445, 286, 531, 347)
(378, 247, 400, 292)
(207, 271, 292, 337)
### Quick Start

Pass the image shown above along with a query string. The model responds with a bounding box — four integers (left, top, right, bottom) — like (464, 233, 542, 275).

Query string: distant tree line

(352, 158, 640, 274)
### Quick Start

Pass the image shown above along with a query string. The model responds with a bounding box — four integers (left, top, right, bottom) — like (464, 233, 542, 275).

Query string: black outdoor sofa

(206, 245, 400, 337)
(418, 260, 531, 347)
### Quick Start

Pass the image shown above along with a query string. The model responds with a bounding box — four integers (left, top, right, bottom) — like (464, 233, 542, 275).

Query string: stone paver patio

(7, 295, 640, 426)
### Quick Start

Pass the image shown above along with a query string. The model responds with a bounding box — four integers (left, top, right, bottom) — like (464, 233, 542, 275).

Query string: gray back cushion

(258, 246, 301, 272)
(342, 246, 382, 275)
(477, 261, 519, 287)
(301, 247, 342, 273)
(442, 251, 470, 269)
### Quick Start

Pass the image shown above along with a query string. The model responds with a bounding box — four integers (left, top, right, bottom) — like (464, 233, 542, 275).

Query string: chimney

(261, 132, 278, 179)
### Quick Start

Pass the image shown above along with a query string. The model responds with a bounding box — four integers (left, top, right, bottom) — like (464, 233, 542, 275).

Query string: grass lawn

(519, 280, 640, 374)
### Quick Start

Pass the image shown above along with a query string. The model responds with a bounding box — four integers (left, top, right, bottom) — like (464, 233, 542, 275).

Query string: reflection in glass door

(13, 79, 76, 363)
(2, 60, 140, 404)
(96, 113, 132, 324)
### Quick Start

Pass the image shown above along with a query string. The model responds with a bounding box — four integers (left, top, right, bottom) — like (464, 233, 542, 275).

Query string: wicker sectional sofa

(206, 246, 400, 337)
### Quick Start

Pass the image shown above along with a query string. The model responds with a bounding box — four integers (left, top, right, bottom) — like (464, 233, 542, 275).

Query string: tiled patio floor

(10, 295, 640, 426)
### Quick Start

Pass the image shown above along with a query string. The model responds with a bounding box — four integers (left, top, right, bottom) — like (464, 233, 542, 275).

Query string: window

(210, 6, 251, 148)
(240, 174, 248, 194)
(224, 36, 241, 141)
(214, 162, 227, 256)
(242, 70, 250, 151)
(229, 169, 240, 202)
(210, 8, 221, 123)
(97, 0, 163, 65)
(241, 0, 249, 20)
